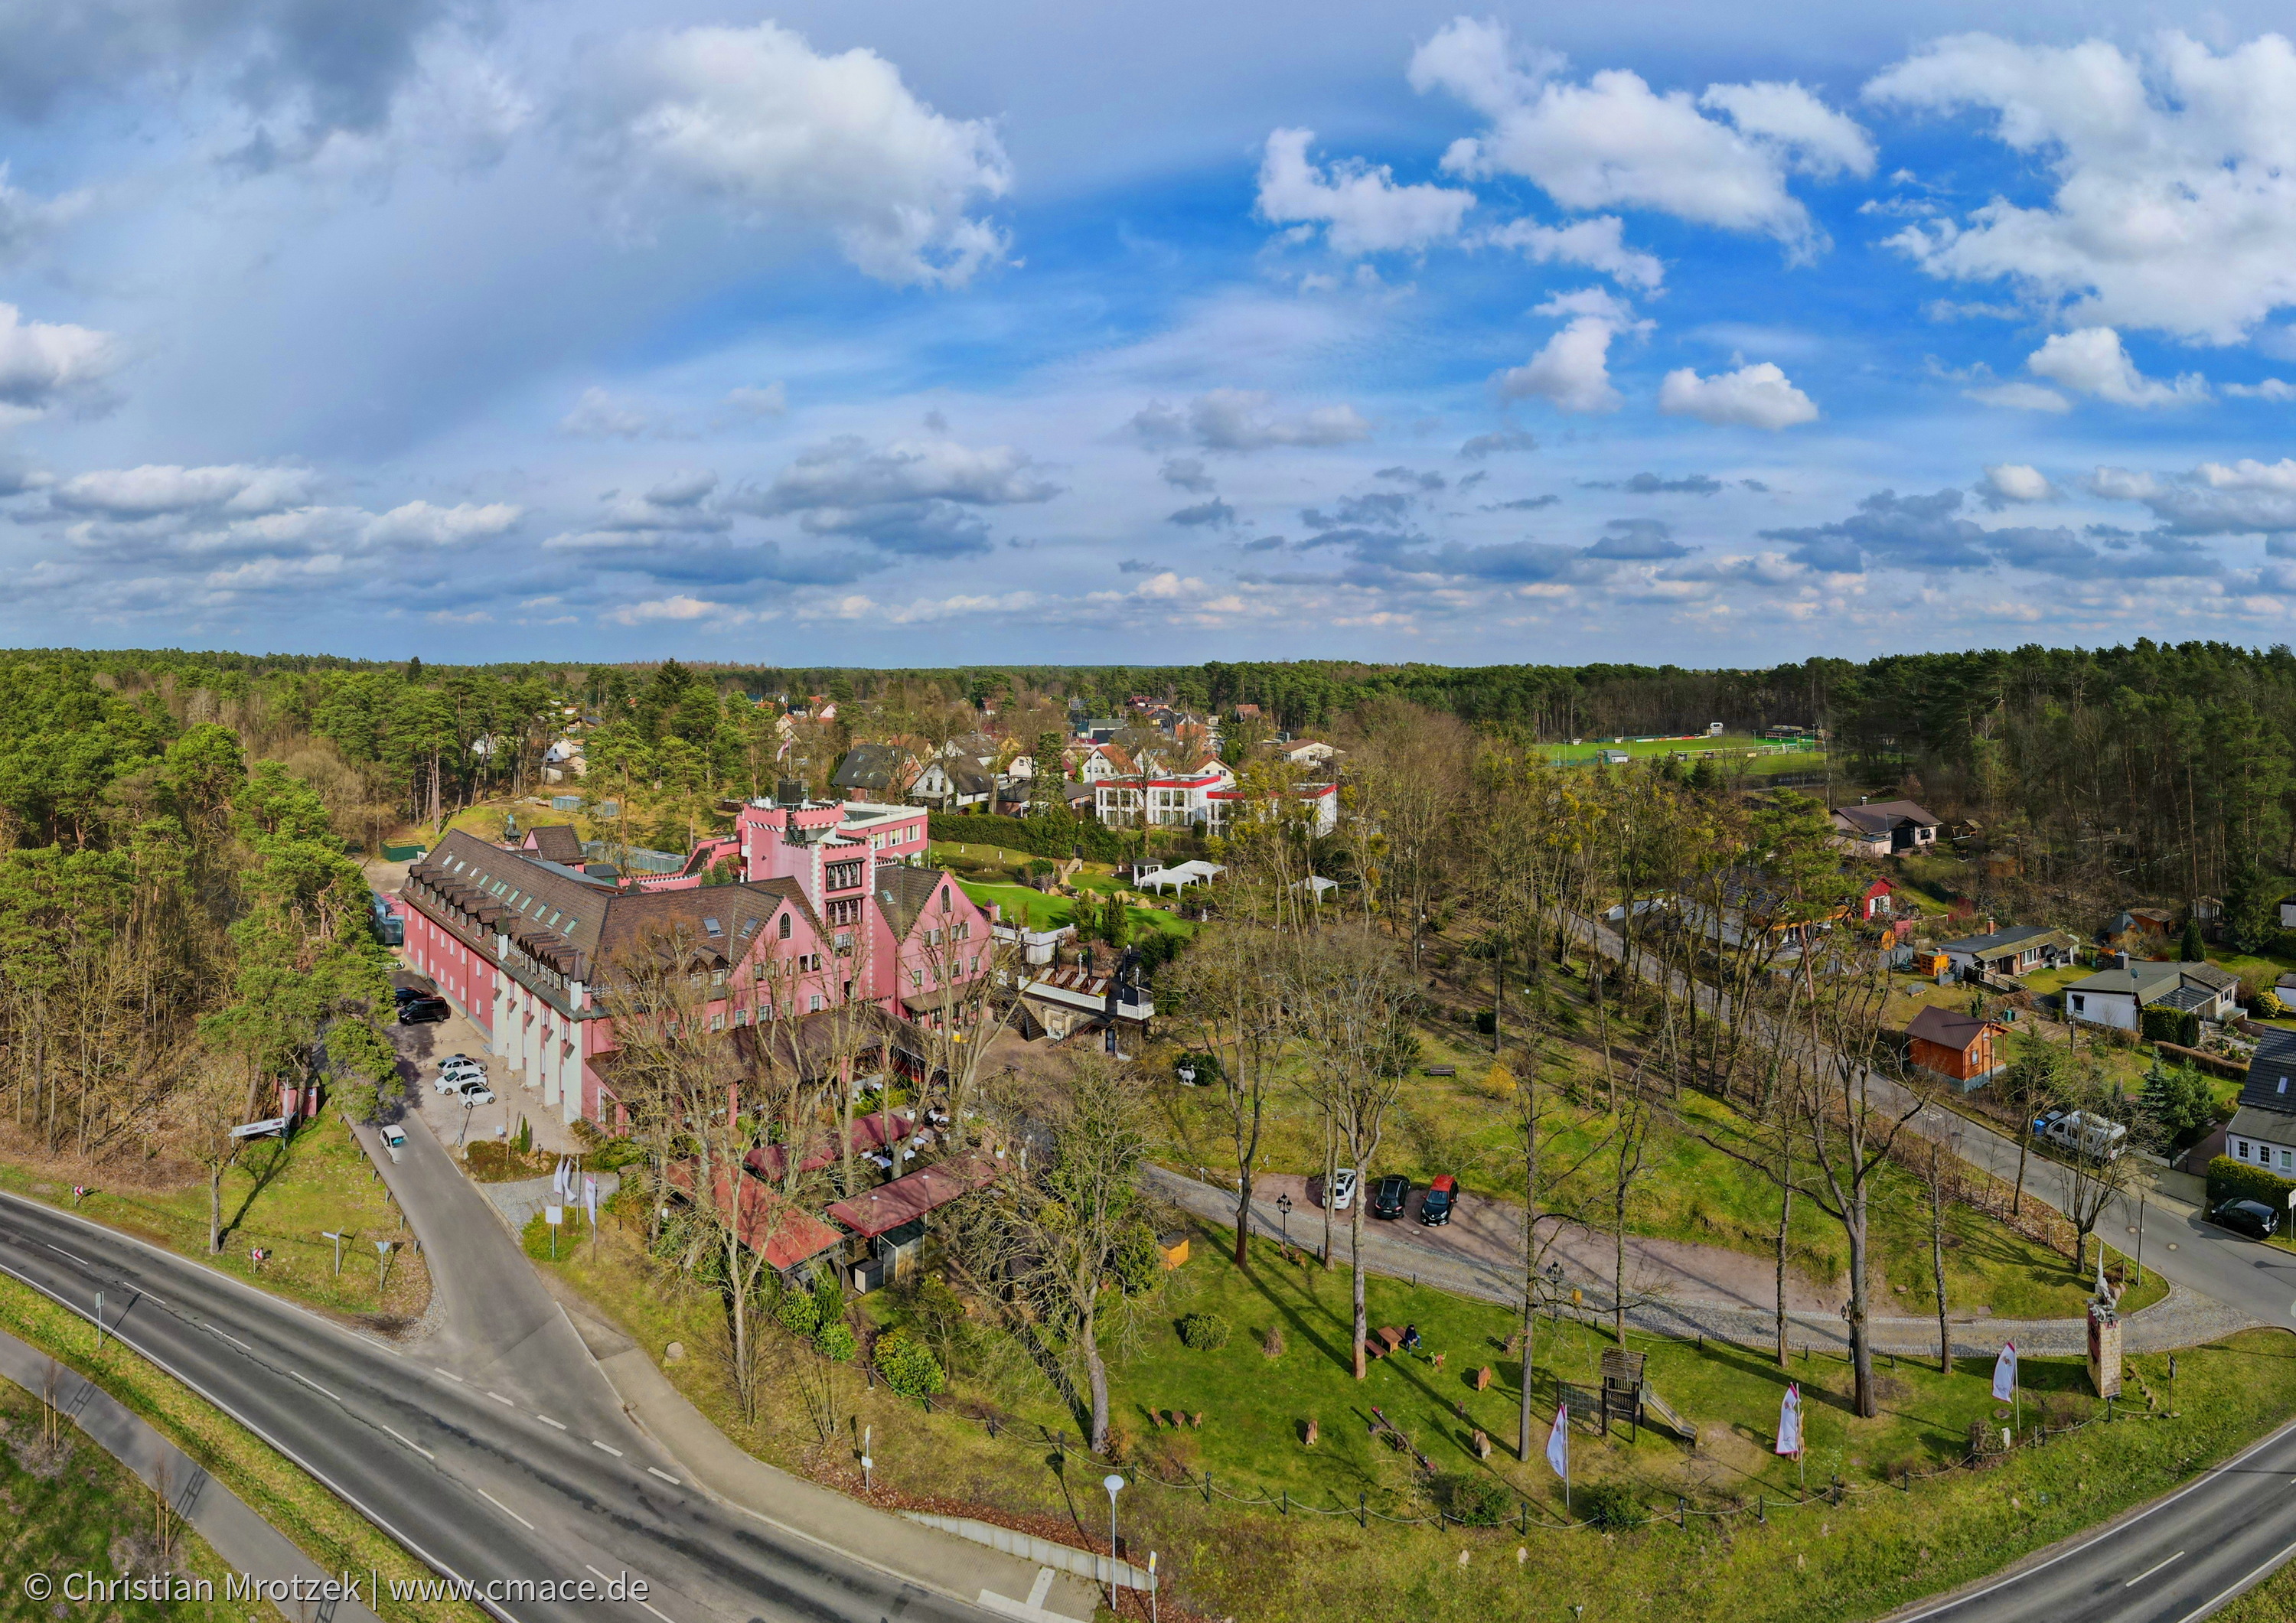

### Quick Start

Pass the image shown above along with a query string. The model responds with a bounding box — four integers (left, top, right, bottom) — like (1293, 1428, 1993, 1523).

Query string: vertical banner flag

(1775, 1383, 1803, 1457)
(1992, 1341, 2018, 1401)
(1544, 1400, 1569, 1480)
(583, 1173, 598, 1225)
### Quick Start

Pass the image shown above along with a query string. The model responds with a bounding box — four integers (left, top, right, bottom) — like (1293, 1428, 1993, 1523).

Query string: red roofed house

(1905, 1004, 2007, 1090)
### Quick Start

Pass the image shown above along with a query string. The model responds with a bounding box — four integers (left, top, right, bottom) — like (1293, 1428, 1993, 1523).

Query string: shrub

(2206, 1155, 2296, 1210)
(1111, 1226, 1164, 1296)
(1431, 1473, 1512, 1527)
(1577, 1481, 1643, 1530)
(814, 1319, 858, 1363)
(2258, 989, 2287, 1019)
(2141, 1005, 2200, 1048)
(873, 1331, 946, 1398)
(1261, 1325, 1284, 1359)
(1176, 1312, 1230, 1351)
(926, 810, 1123, 863)
(775, 1290, 820, 1338)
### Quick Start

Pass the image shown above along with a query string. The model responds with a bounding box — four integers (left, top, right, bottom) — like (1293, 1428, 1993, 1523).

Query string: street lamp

(1275, 1192, 1293, 1250)
(1102, 1474, 1126, 1609)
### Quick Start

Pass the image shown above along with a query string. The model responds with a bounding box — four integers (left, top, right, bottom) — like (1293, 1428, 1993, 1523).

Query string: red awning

(826, 1153, 1003, 1239)
(665, 1160, 845, 1271)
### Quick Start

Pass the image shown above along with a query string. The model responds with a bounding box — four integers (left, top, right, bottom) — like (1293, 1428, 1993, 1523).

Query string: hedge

(2143, 1005, 2202, 1048)
(2206, 1154, 2296, 1209)
(927, 810, 1126, 864)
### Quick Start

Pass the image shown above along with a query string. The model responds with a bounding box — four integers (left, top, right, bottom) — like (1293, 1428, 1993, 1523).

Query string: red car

(1418, 1174, 1457, 1227)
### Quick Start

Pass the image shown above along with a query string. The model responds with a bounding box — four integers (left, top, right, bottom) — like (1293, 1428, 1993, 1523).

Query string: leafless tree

(1163, 921, 1294, 1266)
(1342, 701, 1469, 972)
(1508, 1031, 1612, 1460)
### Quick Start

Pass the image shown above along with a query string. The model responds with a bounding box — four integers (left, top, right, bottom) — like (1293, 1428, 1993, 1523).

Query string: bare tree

(1291, 923, 1417, 1380)
(1508, 1031, 1612, 1460)
(905, 878, 1025, 1153)
(2059, 1061, 2141, 1280)
(1342, 701, 1468, 972)
(177, 1049, 254, 1254)
(1163, 921, 1293, 1265)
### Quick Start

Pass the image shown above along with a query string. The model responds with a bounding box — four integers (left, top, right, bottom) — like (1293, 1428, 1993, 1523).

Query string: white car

(435, 1059, 485, 1094)
(1329, 1168, 1358, 1212)
(380, 1124, 406, 1163)
(455, 1078, 497, 1107)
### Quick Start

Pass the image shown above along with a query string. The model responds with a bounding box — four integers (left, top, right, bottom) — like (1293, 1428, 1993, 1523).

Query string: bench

(1423, 1066, 1457, 1077)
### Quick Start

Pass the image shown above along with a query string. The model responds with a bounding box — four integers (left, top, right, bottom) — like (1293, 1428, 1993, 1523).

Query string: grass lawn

(954, 876, 1197, 941)
(0, 1118, 429, 1329)
(0, 1372, 238, 1622)
(0, 1269, 485, 1623)
(539, 1198, 2296, 1623)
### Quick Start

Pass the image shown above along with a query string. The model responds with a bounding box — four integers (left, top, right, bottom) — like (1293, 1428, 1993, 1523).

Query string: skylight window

(703, 917, 723, 937)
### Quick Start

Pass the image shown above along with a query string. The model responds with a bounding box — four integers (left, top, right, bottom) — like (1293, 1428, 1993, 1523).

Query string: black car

(1369, 1175, 1411, 1220)
(2209, 1198, 2280, 1240)
(398, 996, 450, 1025)
(1418, 1174, 1457, 1227)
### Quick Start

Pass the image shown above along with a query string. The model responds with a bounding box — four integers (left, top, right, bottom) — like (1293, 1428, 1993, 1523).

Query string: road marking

(536, 1413, 567, 1429)
(380, 1423, 435, 1461)
(291, 1370, 341, 1403)
(647, 1467, 682, 1485)
(208, 1327, 253, 1353)
(433, 1366, 463, 1382)
(591, 1439, 623, 1457)
(2126, 1551, 2185, 1587)
(2175, 1533, 2296, 1623)
(639, 1604, 675, 1623)
(475, 1488, 534, 1530)
(46, 1244, 90, 1266)
(487, 1390, 514, 1406)
(585, 1567, 611, 1583)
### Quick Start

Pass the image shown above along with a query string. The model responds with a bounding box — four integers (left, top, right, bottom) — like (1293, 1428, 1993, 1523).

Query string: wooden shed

(1906, 1004, 2007, 1090)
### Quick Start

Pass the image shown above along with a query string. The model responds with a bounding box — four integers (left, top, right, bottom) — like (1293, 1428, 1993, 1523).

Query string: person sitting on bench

(1401, 1324, 1421, 1354)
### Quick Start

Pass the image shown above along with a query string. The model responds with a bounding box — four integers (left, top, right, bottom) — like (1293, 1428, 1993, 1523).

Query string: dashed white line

(291, 1370, 341, 1403)
(591, 1439, 623, 1458)
(208, 1327, 253, 1353)
(379, 1423, 435, 1461)
(46, 1243, 90, 1266)
(475, 1488, 534, 1530)
(584, 1567, 611, 1584)
(639, 1603, 675, 1623)
(647, 1468, 682, 1486)
(487, 1390, 514, 1406)
(433, 1366, 464, 1382)
(2126, 1551, 2186, 1588)
(536, 1413, 567, 1429)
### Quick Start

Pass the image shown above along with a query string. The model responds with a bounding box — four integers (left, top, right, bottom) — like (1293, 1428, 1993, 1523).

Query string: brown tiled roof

(1905, 1004, 1998, 1052)
(825, 1152, 1003, 1238)
(524, 824, 584, 865)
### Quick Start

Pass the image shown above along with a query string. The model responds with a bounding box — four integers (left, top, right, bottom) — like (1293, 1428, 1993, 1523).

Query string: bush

(1261, 1325, 1284, 1359)
(775, 1290, 820, 1338)
(2258, 989, 2287, 1019)
(1577, 1481, 1643, 1530)
(1111, 1226, 1164, 1296)
(1176, 1312, 1230, 1351)
(1431, 1473, 1512, 1527)
(2207, 1155, 2296, 1210)
(872, 1330, 946, 1398)
(814, 1320, 858, 1363)
(2142, 1005, 2201, 1048)
(927, 810, 1124, 864)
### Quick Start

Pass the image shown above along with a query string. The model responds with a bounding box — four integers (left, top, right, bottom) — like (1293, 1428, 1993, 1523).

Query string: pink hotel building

(396, 794, 996, 1126)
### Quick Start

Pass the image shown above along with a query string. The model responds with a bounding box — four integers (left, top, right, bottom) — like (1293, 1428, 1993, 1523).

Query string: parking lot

(389, 969, 585, 1157)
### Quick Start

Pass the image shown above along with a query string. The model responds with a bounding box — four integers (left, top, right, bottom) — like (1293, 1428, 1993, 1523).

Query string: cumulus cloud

(1658, 361, 1818, 429)
(1458, 427, 1539, 458)
(726, 434, 1060, 557)
(573, 21, 1011, 288)
(46, 464, 320, 519)
(363, 500, 520, 546)
(559, 387, 653, 439)
(1495, 288, 1647, 414)
(1981, 464, 2056, 505)
(2226, 379, 2296, 401)
(605, 594, 753, 627)
(0, 304, 116, 419)
(1866, 32, 2296, 342)
(2025, 328, 2207, 407)
(1480, 215, 1663, 291)
(1411, 17, 1872, 255)
(1255, 128, 1476, 255)
(1129, 389, 1370, 453)
(2088, 458, 2296, 537)
(1159, 457, 1215, 494)
(1586, 517, 1689, 559)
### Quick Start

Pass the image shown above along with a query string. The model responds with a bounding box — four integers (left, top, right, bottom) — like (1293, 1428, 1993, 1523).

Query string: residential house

(1011, 949, 1153, 1054)
(1854, 876, 1898, 922)
(1095, 758, 1235, 828)
(1278, 739, 1338, 768)
(1936, 921, 2079, 979)
(2061, 957, 2238, 1032)
(832, 744, 920, 799)
(2101, 908, 2179, 958)
(909, 758, 995, 811)
(1678, 867, 1851, 954)
(2229, 1028, 2296, 1178)
(1205, 777, 1339, 837)
(520, 824, 586, 866)
(1904, 1005, 2007, 1090)
(1829, 799, 1941, 857)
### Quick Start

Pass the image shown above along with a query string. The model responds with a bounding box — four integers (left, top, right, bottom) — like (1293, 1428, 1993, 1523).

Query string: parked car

(393, 986, 421, 1005)
(1329, 1168, 1358, 1212)
(435, 1061, 484, 1094)
(455, 1078, 497, 1107)
(2033, 1108, 2128, 1161)
(1369, 1174, 1411, 1220)
(398, 997, 449, 1024)
(1418, 1173, 1458, 1227)
(2209, 1198, 2280, 1240)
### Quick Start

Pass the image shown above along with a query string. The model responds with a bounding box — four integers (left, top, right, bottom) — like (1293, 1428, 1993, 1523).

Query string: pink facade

(396, 797, 993, 1126)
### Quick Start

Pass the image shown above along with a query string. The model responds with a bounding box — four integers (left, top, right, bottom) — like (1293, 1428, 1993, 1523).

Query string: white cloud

(605, 594, 752, 626)
(1498, 323, 1623, 413)
(748, 436, 1058, 513)
(2085, 467, 2163, 502)
(721, 383, 787, 416)
(1128, 389, 1371, 452)
(47, 464, 318, 518)
(574, 21, 1010, 288)
(363, 500, 521, 546)
(1480, 215, 1663, 290)
(0, 303, 115, 416)
(1965, 381, 2072, 412)
(1866, 33, 2296, 342)
(559, 386, 651, 439)
(1255, 128, 1475, 256)
(2026, 327, 2207, 407)
(1657, 361, 1818, 429)
(2087, 458, 2296, 535)
(1982, 463, 2056, 503)
(2226, 378, 2296, 400)
(1411, 17, 1870, 253)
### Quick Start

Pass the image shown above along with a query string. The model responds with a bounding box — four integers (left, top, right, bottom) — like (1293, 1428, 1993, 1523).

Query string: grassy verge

(0, 1118, 428, 1328)
(537, 1198, 2296, 1623)
(0, 1271, 484, 1623)
(0, 1372, 240, 1623)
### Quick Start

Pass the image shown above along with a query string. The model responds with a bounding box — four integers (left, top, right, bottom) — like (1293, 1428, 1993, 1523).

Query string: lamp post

(1102, 1474, 1126, 1609)
(1275, 1192, 1293, 1250)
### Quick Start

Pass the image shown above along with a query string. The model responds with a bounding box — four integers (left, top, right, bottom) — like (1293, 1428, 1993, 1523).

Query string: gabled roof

(523, 824, 585, 865)
(1905, 1004, 1999, 1052)
(875, 864, 964, 940)
(1936, 924, 2071, 955)
(825, 1152, 1003, 1238)
(833, 743, 915, 793)
(2066, 959, 2236, 1003)
(1831, 799, 1940, 836)
(2239, 1028, 2296, 1118)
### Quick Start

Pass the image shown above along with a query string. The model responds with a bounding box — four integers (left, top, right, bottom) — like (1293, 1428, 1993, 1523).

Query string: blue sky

(4, 0, 2296, 665)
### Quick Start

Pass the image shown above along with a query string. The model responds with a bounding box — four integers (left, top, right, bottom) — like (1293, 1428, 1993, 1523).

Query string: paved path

(0, 1322, 383, 1623)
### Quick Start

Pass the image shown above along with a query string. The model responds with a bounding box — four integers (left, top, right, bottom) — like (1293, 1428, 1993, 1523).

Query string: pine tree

(2178, 917, 2207, 963)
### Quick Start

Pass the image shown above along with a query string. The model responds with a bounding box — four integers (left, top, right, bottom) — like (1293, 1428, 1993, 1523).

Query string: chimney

(2112, 950, 2130, 970)
(1983, 917, 1995, 937)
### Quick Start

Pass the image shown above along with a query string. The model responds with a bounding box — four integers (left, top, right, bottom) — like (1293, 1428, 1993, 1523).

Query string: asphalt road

(0, 1185, 998, 1623)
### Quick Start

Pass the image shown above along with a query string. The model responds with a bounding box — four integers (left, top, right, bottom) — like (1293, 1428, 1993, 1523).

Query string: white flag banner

(1775, 1383, 1802, 1457)
(557, 1158, 573, 1200)
(1992, 1341, 2018, 1402)
(1544, 1400, 1569, 1480)
(583, 1173, 598, 1224)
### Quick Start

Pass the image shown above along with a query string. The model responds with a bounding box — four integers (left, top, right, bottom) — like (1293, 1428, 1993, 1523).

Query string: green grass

(954, 876, 1196, 940)
(0, 1374, 238, 1622)
(0, 1118, 429, 1326)
(537, 1200, 2296, 1623)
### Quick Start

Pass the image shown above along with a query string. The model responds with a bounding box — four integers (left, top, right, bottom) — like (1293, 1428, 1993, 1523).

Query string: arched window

(940, 885, 951, 911)
(778, 912, 791, 940)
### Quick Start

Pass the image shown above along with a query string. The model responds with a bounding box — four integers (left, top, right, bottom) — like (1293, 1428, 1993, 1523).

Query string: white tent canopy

(1135, 859, 1225, 893)
(1293, 875, 1339, 900)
